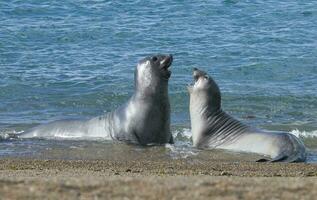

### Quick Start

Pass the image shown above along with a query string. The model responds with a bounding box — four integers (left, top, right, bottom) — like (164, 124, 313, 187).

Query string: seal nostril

(152, 56, 158, 62)
(193, 67, 198, 71)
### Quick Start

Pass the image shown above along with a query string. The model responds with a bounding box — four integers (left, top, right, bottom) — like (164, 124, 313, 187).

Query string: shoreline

(0, 158, 317, 199)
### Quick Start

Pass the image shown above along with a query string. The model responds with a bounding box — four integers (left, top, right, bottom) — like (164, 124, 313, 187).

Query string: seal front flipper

(270, 155, 289, 163)
(256, 155, 288, 163)
(256, 158, 271, 162)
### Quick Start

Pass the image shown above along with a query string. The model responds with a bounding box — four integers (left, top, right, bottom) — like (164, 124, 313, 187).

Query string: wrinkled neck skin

(190, 90, 221, 121)
(189, 90, 221, 146)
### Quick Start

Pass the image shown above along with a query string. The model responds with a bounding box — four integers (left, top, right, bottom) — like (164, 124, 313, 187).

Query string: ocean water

(0, 0, 316, 162)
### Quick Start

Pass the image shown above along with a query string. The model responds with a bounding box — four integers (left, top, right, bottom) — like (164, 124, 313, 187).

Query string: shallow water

(1, 1, 316, 162)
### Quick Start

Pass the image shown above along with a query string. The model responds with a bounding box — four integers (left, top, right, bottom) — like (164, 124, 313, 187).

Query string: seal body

(188, 68, 306, 162)
(21, 55, 174, 145)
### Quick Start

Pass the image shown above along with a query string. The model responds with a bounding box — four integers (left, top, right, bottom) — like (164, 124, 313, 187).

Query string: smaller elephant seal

(188, 68, 306, 162)
(21, 54, 174, 145)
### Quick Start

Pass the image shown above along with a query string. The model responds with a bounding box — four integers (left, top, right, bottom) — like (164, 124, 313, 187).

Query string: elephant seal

(188, 68, 306, 162)
(21, 54, 174, 145)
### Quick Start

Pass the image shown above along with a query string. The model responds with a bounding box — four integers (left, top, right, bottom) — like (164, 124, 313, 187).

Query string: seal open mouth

(193, 68, 208, 82)
(193, 67, 200, 83)
(189, 67, 201, 86)
(188, 68, 205, 89)
(160, 54, 173, 71)
(160, 54, 173, 79)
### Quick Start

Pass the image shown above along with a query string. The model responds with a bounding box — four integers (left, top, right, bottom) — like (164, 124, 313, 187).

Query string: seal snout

(193, 68, 202, 82)
(193, 68, 207, 80)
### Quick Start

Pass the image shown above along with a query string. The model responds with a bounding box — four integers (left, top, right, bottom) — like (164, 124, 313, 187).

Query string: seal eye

(152, 56, 158, 62)
(204, 76, 209, 80)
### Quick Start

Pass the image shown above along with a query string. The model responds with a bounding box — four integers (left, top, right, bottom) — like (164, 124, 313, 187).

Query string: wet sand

(1, 158, 317, 199)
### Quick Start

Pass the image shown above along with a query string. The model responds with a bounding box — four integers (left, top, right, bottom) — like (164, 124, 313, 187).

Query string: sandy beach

(1, 158, 317, 200)
(1, 0, 317, 199)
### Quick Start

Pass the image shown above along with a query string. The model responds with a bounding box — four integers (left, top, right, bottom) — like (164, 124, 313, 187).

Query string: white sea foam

(172, 128, 192, 140)
(290, 129, 317, 138)
(165, 143, 198, 159)
(177, 128, 192, 139)
(0, 130, 23, 140)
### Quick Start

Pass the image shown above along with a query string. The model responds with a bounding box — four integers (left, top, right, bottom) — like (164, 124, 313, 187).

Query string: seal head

(135, 55, 172, 96)
(188, 68, 221, 114)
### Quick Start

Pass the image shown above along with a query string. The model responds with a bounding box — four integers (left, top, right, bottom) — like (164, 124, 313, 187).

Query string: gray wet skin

(188, 68, 306, 162)
(21, 54, 174, 145)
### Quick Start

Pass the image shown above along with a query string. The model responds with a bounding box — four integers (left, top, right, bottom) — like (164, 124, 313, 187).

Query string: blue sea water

(0, 0, 316, 162)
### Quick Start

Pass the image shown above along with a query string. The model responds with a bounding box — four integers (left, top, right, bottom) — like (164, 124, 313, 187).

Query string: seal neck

(134, 82, 169, 101)
(208, 91, 221, 113)
(190, 90, 221, 114)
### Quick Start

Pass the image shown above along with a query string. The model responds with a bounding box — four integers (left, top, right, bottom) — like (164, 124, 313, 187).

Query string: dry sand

(0, 159, 317, 199)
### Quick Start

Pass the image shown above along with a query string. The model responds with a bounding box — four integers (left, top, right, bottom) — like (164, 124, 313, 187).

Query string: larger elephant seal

(188, 68, 306, 162)
(21, 54, 174, 145)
